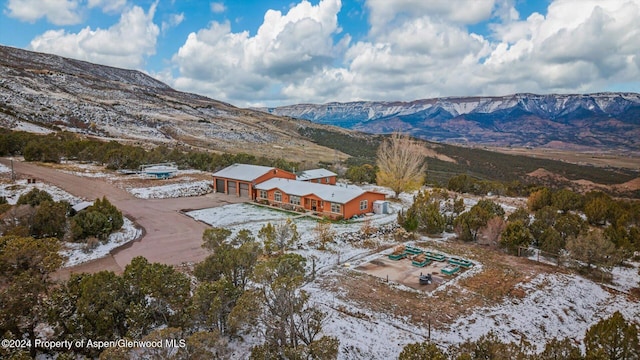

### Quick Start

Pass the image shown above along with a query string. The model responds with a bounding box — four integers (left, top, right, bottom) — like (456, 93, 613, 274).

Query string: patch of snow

(187, 202, 401, 273)
(304, 274, 427, 359)
(128, 180, 212, 199)
(187, 203, 296, 228)
(610, 262, 640, 292)
(0, 163, 10, 173)
(0, 179, 81, 205)
(12, 120, 54, 134)
(60, 169, 113, 179)
(434, 273, 640, 351)
(62, 217, 142, 267)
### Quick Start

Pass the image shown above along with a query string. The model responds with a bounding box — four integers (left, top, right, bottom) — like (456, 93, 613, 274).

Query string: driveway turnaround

(0, 158, 244, 277)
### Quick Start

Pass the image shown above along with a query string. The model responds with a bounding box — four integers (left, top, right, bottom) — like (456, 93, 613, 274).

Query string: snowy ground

(128, 179, 212, 199)
(187, 200, 639, 359)
(436, 273, 640, 352)
(611, 262, 640, 292)
(8, 120, 54, 134)
(0, 179, 80, 205)
(62, 217, 142, 267)
(186, 201, 402, 271)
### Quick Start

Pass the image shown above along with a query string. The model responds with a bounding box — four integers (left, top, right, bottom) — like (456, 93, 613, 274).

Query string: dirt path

(0, 158, 244, 278)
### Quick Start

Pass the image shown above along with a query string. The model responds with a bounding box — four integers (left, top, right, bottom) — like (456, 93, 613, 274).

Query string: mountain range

(261, 93, 640, 153)
(1, 44, 639, 159)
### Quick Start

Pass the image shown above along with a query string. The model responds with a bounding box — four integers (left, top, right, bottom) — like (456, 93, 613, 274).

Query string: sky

(1, 0, 640, 107)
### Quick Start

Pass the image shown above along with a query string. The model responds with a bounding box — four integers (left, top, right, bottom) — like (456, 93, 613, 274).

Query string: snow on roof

(296, 168, 337, 181)
(212, 163, 277, 182)
(255, 178, 368, 204)
(72, 201, 94, 212)
(143, 165, 178, 174)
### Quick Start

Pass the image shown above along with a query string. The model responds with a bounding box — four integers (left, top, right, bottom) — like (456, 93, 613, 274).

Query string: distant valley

(261, 93, 640, 154)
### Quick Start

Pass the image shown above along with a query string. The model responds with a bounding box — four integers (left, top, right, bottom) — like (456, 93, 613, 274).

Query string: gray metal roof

(255, 178, 368, 204)
(72, 201, 94, 212)
(296, 168, 337, 181)
(212, 163, 276, 182)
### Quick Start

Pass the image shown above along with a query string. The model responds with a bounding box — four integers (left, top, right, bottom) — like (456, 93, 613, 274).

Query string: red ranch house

(255, 178, 386, 220)
(212, 164, 296, 198)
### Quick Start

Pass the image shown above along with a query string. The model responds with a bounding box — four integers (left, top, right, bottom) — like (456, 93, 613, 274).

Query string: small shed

(373, 200, 389, 215)
(141, 163, 178, 179)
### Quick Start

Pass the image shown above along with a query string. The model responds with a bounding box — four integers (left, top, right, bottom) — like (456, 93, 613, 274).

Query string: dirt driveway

(0, 158, 244, 278)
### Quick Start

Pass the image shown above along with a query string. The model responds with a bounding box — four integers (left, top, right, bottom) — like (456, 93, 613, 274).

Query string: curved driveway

(0, 158, 243, 278)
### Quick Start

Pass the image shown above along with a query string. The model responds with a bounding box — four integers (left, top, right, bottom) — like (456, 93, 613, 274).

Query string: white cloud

(171, 0, 344, 105)
(365, 0, 496, 35)
(162, 12, 184, 34)
(284, 0, 640, 105)
(165, 0, 640, 107)
(29, 3, 159, 70)
(485, 0, 640, 91)
(87, 0, 127, 14)
(210, 2, 226, 13)
(5, 0, 82, 25)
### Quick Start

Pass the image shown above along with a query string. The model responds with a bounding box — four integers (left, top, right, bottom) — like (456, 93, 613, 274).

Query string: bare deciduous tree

(480, 216, 506, 246)
(376, 132, 427, 198)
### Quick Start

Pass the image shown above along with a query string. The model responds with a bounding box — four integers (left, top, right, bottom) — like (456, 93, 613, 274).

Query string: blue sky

(1, 0, 639, 107)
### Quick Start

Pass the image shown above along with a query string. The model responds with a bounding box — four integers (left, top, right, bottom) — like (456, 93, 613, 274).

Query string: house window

(325, 177, 330, 183)
(360, 200, 368, 211)
(274, 191, 282, 202)
(290, 195, 301, 206)
(259, 190, 268, 199)
(331, 203, 341, 213)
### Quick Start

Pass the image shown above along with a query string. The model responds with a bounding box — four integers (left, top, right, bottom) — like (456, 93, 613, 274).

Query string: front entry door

(311, 200, 317, 211)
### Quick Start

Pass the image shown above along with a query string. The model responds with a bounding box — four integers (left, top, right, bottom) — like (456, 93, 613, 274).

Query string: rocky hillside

(261, 93, 640, 153)
(0, 45, 349, 163)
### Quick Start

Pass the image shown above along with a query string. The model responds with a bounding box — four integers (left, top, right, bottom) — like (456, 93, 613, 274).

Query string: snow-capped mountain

(261, 93, 640, 152)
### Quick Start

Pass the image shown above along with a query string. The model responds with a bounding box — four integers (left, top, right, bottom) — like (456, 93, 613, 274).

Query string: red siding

(342, 192, 386, 219)
(212, 168, 296, 198)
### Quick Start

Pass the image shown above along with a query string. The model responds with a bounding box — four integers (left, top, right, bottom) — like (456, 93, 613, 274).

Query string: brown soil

(355, 256, 448, 291)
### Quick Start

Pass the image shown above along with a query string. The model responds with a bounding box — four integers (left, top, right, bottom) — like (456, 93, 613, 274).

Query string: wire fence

(518, 246, 566, 267)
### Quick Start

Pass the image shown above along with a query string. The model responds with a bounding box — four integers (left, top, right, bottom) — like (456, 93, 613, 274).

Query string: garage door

(216, 179, 225, 193)
(227, 181, 237, 195)
(239, 183, 250, 197)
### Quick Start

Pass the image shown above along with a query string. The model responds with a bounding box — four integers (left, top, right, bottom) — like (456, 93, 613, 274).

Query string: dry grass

(318, 240, 561, 329)
(488, 146, 640, 170)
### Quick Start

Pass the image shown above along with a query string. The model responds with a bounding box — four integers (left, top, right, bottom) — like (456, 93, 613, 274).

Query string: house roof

(72, 201, 94, 212)
(212, 163, 276, 182)
(255, 178, 373, 204)
(143, 165, 178, 175)
(296, 168, 337, 181)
